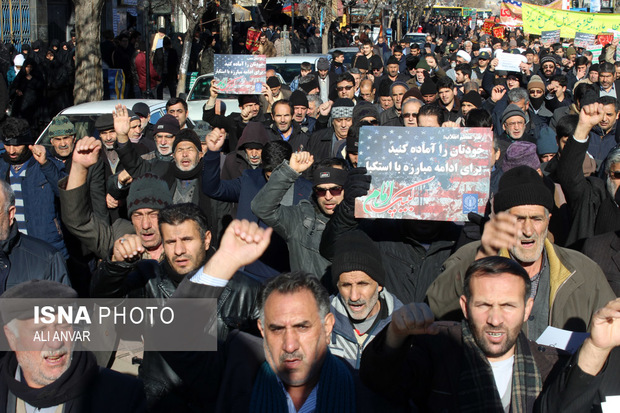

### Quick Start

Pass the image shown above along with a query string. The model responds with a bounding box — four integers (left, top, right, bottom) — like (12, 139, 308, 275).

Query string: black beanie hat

(386, 55, 399, 66)
(461, 91, 482, 108)
(299, 74, 320, 94)
(127, 173, 173, 216)
(171, 128, 202, 153)
(238, 94, 260, 106)
(331, 230, 386, 290)
(420, 80, 438, 95)
(493, 165, 554, 214)
(369, 55, 383, 71)
(266, 76, 281, 88)
(354, 57, 369, 70)
(290, 90, 309, 108)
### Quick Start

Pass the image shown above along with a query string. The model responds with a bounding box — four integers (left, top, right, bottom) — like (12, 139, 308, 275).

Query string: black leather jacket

(90, 252, 262, 412)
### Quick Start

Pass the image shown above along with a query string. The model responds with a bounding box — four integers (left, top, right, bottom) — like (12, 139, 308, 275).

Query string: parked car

(328, 47, 360, 66)
(403, 33, 430, 48)
(36, 99, 169, 145)
(266, 55, 328, 84)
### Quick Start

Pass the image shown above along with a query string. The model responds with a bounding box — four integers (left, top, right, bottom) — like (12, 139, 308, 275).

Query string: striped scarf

(458, 320, 542, 413)
(249, 351, 355, 413)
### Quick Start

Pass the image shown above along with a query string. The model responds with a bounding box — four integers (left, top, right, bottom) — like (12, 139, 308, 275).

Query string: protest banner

(522, 3, 620, 38)
(354, 126, 493, 221)
(597, 33, 614, 46)
(213, 55, 266, 94)
(574, 32, 596, 48)
(586, 44, 603, 62)
(493, 26, 505, 39)
(541, 29, 561, 44)
(496, 52, 526, 72)
(482, 19, 495, 34)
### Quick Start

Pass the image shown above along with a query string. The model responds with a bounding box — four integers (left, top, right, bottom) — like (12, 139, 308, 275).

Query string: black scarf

(530, 96, 545, 110)
(0, 350, 99, 409)
(1, 149, 32, 166)
(172, 158, 203, 181)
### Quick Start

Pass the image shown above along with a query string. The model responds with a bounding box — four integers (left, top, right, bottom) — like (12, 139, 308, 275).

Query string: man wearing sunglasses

(252, 152, 347, 280)
(334, 73, 357, 102)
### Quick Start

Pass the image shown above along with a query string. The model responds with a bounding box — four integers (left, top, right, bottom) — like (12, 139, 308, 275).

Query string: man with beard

(91, 203, 261, 412)
(584, 96, 619, 162)
(360, 256, 566, 412)
(327, 230, 402, 369)
(538, 55, 559, 86)
(597, 62, 620, 100)
(0, 280, 146, 412)
(265, 100, 308, 152)
(290, 90, 317, 134)
(221, 122, 270, 180)
(0, 117, 68, 258)
(427, 165, 615, 338)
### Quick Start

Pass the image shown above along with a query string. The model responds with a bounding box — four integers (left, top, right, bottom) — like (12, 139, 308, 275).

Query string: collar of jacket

(0, 224, 21, 255)
(498, 239, 572, 309)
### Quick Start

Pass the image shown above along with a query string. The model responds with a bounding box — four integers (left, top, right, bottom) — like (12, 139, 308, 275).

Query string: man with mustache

(0, 280, 146, 412)
(327, 230, 402, 369)
(361, 256, 567, 412)
(427, 165, 615, 339)
(91, 204, 261, 411)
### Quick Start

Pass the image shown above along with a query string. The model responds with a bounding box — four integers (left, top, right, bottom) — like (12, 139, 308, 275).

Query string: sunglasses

(402, 112, 417, 119)
(336, 85, 354, 91)
(314, 186, 343, 197)
(360, 119, 379, 126)
(611, 171, 620, 179)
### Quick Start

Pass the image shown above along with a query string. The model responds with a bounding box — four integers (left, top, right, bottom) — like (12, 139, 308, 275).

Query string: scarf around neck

(458, 320, 542, 413)
(172, 158, 203, 181)
(0, 350, 98, 409)
(249, 351, 355, 413)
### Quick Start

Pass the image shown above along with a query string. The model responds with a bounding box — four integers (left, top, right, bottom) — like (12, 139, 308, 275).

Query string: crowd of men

(0, 21, 620, 413)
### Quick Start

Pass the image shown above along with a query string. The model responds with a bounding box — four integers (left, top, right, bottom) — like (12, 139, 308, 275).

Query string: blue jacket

(202, 150, 312, 280)
(0, 154, 68, 257)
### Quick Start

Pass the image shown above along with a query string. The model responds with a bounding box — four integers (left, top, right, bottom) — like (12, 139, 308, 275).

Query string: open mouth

(44, 353, 67, 365)
(520, 239, 536, 249)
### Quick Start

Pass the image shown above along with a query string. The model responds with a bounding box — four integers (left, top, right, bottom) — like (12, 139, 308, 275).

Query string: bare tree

(72, 0, 105, 104)
(172, 0, 210, 96)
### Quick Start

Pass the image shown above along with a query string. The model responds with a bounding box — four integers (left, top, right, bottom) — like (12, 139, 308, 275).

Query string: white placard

(495, 52, 526, 72)
(536, 326, 589, 354)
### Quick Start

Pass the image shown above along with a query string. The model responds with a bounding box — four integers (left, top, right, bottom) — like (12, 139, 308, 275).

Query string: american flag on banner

(500, 0, 523, 27)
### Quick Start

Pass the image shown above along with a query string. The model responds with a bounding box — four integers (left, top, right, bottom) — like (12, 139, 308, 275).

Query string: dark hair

(262, 140, 293, 172)
(599, 62, 614, 75)
(436, 76, 455, 91)
(573, 82, 598, 104)
(158, 203, 210, 241)
(362, 39, 373, 47)
(455, 63, 472, 79)
(417, 105, 445, 125)
(550, 74, 567, 88)
(1, 117, 30, 140)
(271, 99, 292, 115)
(463, 256, 531, 303)
(555, 114, 579, 140)
(598, 95, 620, 112)
(464, 108, 493, 128)
(259, 272, 330, 323)
(300, 61, 312, 71)
(166, 97, 188, 111)
(336, 72, 355, 86)
(575, 56, 588, 67)
(393, 45, 403, 54)
(331, 50, 344, 58)
(311, 157, 347, 175)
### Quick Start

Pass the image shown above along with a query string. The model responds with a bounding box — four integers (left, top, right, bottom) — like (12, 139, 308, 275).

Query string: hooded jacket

(221, 122, 270, 180)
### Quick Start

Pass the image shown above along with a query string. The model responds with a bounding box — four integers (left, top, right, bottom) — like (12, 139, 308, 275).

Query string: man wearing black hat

(221, 122, 270, 180)
(315, 57, 335, 104)
(261, 76, 292, 113)
(0, 117, 68, 258)
(0, 280, 147, 412)
(427, 165, 615, 338)
(379, 81, 410, 126)
(328, 230, 403, 369)
(251, 151, 347, 279)
(374, 55, 409, 88)
(60, 136, 172, 261)
(131, 102, 157, 153)
(204, 82, 264, 153)
(290, 90, 317, 134)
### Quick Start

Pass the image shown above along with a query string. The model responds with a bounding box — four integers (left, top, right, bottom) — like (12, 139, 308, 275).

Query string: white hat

(13, 54, 24, 67)
(456, 50, 471, 63)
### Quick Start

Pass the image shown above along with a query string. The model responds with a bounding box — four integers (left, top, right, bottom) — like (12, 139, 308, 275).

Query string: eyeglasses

(314, 186, 343, 197)
(360, 120, 378, 126)
(611, 171, 620, 179)
(336, 85, 354, 92)
(402, 112, 418, 119)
